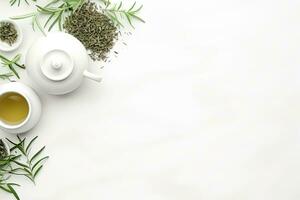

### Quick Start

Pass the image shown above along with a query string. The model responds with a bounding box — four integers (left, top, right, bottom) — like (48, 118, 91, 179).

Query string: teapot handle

(83, 70, 102, 82)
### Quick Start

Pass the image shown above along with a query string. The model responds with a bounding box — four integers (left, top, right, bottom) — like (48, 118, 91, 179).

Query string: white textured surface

(1, 0, 300, 199)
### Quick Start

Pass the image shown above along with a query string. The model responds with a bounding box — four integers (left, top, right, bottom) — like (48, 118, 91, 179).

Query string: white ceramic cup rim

(0, 19, 23, 52)
(0, 91, 32, 130)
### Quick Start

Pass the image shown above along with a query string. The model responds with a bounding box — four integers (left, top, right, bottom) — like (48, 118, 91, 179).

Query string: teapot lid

(26, 32, 89, 95)
(40, 49, 74, 81)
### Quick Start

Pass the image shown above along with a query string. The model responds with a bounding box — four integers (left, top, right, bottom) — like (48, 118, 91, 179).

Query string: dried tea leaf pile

(0, 22, 18, 46)
(63, 1, 118, 61)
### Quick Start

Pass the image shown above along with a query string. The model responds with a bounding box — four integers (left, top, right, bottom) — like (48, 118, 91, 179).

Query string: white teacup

(0, 82, 41, 134)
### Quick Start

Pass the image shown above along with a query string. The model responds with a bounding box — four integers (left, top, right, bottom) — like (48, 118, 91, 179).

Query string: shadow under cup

(0, 92, 31, 129)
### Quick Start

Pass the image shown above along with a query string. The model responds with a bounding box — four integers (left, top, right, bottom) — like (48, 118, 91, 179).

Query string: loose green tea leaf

(64, 1, 118, 61)
(0, 22, 18, 46)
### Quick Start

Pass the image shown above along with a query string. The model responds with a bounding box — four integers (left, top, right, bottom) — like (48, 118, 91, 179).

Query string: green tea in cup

(0, 92, 29, 125)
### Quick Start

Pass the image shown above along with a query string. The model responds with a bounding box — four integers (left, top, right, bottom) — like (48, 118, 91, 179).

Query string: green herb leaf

(12, 161, 29, 169)
(100, 1, 144, 28)
(0, 185, 12, 193)
(34, 15, 46, 36)
(30, 146, 45, 163)
(32, 156, 49, 171)
(10, 13, 36, 20)
(9, 0, 35, 6)
(25, 136, 38, 154)
(7, 184, 20, 200)
(0, 54, 25, 80)
(33, 165, 43, 179)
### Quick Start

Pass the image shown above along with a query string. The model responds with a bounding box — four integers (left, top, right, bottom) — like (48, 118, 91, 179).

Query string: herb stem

(0, 54, 25, 80)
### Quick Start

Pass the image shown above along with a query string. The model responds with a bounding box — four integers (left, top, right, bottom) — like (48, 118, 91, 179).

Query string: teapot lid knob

(51, 61, 63, 70)
(40, 49, 74, 81)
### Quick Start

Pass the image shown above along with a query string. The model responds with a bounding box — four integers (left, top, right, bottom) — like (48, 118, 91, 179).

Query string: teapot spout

(83, 70, 102, 82)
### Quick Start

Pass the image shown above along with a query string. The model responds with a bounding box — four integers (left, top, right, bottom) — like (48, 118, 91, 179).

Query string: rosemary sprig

(0, 54, 25, 79)
(11, 0, 85, 34)
(9, 0, 36, 7)
(99, 0, 145, 28)
(6, 136, 49, 184)
(0, 136, 48, 200)
(11, 0, 144, 34)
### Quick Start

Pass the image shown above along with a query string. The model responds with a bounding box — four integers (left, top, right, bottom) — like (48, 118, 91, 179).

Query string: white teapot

(26, 32, 102, 95)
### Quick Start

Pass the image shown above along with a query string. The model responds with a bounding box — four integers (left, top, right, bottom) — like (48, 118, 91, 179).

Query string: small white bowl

(0, 19, 23, 52)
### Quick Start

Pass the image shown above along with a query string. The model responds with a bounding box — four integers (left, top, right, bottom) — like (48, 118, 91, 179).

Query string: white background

(1, 0, 300, 199)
